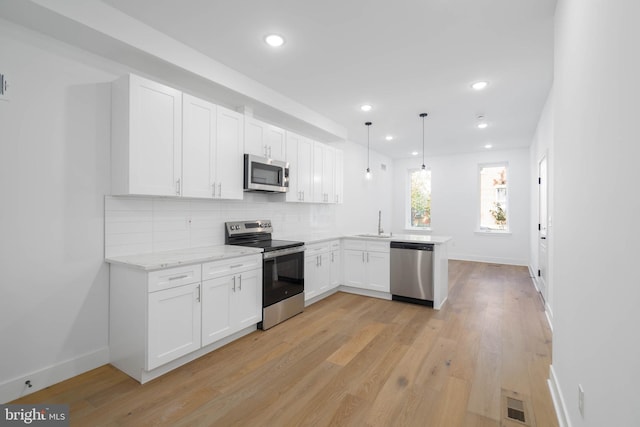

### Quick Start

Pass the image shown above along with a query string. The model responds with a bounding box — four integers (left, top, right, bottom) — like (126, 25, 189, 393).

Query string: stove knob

(235, 225, 240, 230)
(267, 223, 271, 227)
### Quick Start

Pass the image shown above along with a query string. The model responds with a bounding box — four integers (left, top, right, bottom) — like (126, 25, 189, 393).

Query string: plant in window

(410, 170, 431, 227)
(489, 202, 507, 229)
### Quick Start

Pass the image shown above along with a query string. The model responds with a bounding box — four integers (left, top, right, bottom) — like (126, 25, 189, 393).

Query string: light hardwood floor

(12, 260, 557, 426)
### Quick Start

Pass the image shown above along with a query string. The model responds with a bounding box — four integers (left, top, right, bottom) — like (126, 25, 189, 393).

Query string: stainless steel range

(225, 220, 305, 330)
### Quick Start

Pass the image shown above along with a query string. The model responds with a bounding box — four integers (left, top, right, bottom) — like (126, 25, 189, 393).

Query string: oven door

(263, 247, 304, 307)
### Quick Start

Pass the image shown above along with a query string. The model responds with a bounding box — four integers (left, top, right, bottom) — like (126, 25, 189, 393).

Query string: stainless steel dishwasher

(390, 241, 434, 306)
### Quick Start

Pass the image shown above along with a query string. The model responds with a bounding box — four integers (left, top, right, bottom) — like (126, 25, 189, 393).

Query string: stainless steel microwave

(244, 154, 289, 193)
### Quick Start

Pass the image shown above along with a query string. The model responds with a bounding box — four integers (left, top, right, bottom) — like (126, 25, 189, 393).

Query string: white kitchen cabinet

(334, 149, 344, 204)
(244, 117, 286, 161)
(201, 267, 261, 347)
(111, 74, 182, 196)
(312, 142, 336, 203)
(285, 131, 313, 203)
(215, 106, 245, 199)
(148, 282, 201, 370)
(329, 240, 342, 289)
(109, 254, 261, 383)
(182, 95, 244, 200)
(304, 242, 332, 301)
(342, 239, 390, 292)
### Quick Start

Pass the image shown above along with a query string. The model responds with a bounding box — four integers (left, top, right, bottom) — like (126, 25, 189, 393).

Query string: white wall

(529, 89, 555, 321)
(0, 20, 118, 402)
(550, 1, 640, 426)
(392, 148, 530, 265)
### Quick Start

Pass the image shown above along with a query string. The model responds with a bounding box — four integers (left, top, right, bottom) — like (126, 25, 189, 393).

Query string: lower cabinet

(342, 239, 390, 292)
(329, 240, 342, 289)
(110, 254, 262, 383)
(201, 268, 261, 346)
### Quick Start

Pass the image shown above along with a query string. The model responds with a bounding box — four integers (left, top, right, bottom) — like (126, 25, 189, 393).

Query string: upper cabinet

(244, 117, 286, 161)
(285, 131, 313, 203)
(112, 74, 182, 196)
(112, 75, 243, 200)
(313, 142, 335, 203)
(334, 149, 344, 204)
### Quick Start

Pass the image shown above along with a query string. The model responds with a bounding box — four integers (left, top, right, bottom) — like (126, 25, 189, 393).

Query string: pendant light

(365, 121, 372, 180)
(419, 113, 428, 171)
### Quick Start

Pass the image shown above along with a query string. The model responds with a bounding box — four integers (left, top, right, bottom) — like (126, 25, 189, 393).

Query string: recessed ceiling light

(477, 122, 488, 129)
(471, 81, 488, 90)
(360, 104, 372, 112)
(265, 34, 285, 47)
(385, 135, 393, 141)
(411, 151, 419, 156)
(484, 144, 493, 149)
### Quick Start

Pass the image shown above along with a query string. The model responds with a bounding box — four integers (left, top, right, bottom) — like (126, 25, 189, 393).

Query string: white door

(312, 142, 324, 202)
(334, 149, 344, 204)
(322, 146, 335, 203)
(147, 282, 201, 370)
(538, 156, 548, 302)
(232, 269, 262, 330)
(266, 125, 286, 161)
(317, 252, 331, 294)
(244, 117, 267, 157)
(330, 248, 341, 289)
(343, 250, 366, 289)
(216, 106, 244, 200)
(297, 137, 313, 202)
(367, 251, 390, 292)
(201, 277, 232, 346)
(304, 255, 319, 301)
(182, 94, 215, 198)
(285, 132, 301, 202)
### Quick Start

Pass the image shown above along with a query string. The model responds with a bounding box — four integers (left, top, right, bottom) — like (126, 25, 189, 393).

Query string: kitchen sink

(356, 233, 392, 238)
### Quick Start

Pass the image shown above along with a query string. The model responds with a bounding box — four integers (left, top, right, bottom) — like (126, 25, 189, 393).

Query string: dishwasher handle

(390, 241, 434, 251)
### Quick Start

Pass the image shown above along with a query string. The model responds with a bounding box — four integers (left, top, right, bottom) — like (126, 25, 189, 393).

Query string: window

(479, 164, 509, 231)
(408, 169, 431, 229)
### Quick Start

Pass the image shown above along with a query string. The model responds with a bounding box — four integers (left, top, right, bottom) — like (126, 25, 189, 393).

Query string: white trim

(548, 364, 572, 427)
(0, 347, 109, 404)
(545, 302, 554, 332)
(338, 286, 392, 300)
(474, 230, 512, 236)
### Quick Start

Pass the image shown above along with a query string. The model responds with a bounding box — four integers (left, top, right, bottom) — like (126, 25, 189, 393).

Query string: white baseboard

(548, 364, 572, 427)
(449, 254, 528, 266)
(0, 347, 109, 404)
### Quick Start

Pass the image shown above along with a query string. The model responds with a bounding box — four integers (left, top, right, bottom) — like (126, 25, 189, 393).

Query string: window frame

(477, 162, 510, 234)
(405, 167, 432, 232)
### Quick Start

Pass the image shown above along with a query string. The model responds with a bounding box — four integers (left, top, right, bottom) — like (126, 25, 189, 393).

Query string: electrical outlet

(578, 384, 585, 417)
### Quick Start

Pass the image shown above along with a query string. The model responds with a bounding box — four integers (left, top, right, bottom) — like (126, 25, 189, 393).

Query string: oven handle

(263, 245, 306, 259)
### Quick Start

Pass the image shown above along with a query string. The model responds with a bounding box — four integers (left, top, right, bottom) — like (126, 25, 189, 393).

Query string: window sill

(475, 229, 511, 236)
(405, 227, 432, 233)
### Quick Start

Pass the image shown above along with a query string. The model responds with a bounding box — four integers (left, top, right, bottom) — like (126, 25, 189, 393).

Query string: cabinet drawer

(329, 240, 341, 250)
(202, 254, 262, 280)
(343, 239, 366, 251)
(148, 265, 201, 293)
(305, 242, 331, 255)
(366, 241, 390, 253)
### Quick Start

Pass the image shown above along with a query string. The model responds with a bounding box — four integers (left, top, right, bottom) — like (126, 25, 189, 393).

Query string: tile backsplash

(105, 193, 338, 257)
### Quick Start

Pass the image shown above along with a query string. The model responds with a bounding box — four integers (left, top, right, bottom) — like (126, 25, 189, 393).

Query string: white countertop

(106, 245, 264, 271)
(280, 233, 451, 245)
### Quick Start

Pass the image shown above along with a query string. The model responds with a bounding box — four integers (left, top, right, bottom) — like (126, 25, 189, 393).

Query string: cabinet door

(367, 251, 390, 292)
(343, 250, 366, 289)
(215, 106, 244, 200)
(232, 269, 262, 330)
(334, 149, 344, 204)
(266, 125, 286, 161)
(201, 277, 232, 347)
(285, 132, 301, 202)
(330, 249, 341, 289)
(322, 146, 335, 203)
(312, 142, 324, 203)
(244, 117, 267, 157)
(182, 94, 216, 198)
(317, 252, 331, 294)
(304, 255, 319, 301)
(128, 75, 182, 196)
(147, 282, 201, 370)
(297, 137, 313, 203)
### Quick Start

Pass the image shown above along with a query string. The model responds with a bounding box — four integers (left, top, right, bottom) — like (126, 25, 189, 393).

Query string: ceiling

(101, 0, 556, 159)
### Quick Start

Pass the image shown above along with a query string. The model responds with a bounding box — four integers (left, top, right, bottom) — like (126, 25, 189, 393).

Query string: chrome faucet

(378, 210, 384, 235)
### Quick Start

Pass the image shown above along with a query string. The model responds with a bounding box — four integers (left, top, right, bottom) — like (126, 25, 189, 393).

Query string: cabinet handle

(212, 182, 216, 197)
(232, 276, 236, 292)
(176, 178, 181, 195)
(367, 252, 370, 263)
(196, 284, 201, 302)
(218, 183, 222, 198)
(268, 146, 272, 158)
(264, 145, 268, 157)
(169, 274, 188, 281)
(238, 274, 242, 291)
(362, 252, 365, 263)
(230, 264, 243, 269)
(319, 256, 322, 267)
(331, 252, 334, 262)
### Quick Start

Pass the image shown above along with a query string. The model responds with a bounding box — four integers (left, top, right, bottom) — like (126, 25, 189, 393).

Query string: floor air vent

(501, 389, 535, 426)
